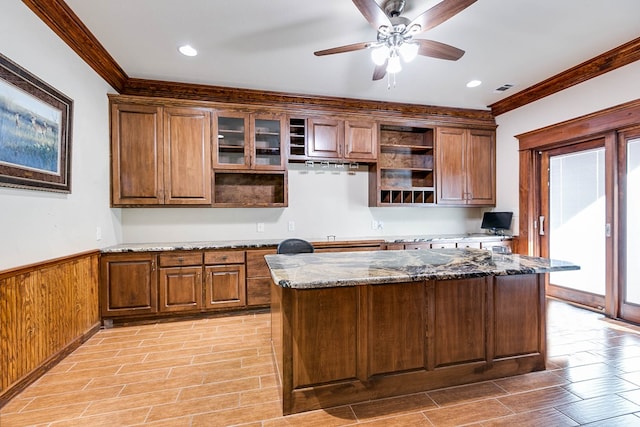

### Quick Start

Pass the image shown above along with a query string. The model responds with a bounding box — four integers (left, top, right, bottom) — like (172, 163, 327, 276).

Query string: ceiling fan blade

(416, 39, 465, 61)
(352, 0, 392, 31)
(372, 61, 387, 81)
(314, 41, 373, 56)
(408, 0, 477, 34)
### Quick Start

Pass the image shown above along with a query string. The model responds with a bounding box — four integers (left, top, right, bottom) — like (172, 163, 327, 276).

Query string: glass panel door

(620, 136, 640, 322)
(217, 115, 247, 167)
(542, 140, 607, 309)
(254, 118, 282, 168)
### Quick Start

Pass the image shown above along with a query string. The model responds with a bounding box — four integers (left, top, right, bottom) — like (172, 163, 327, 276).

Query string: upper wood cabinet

(164, 107, 212, 204)
(214, 111, 285, 170)
(436, 127, 496, 206)
(111, 103, 163, 205)
(306, 117, 377, 162)
(111, 102, 212, 206)
(345, 120, 378, 161)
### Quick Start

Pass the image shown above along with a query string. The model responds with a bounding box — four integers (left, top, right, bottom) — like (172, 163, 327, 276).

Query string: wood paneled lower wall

(0, 250, 101, 408)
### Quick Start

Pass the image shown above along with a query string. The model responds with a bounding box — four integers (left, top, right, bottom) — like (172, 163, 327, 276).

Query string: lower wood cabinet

(204, 250, 246, 309)
(100, 253, 158, 317)
(246, 249, 277, 307)
(100, 250, 247, 323)
(158, 252, 203, 312)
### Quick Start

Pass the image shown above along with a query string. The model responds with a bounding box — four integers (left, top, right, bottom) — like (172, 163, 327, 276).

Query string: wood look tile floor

(3, 300, 640, 426)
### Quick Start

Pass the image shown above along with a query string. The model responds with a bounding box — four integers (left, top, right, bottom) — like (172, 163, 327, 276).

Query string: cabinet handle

(539, 216, 545, 236)
(151, 260, 156, 271)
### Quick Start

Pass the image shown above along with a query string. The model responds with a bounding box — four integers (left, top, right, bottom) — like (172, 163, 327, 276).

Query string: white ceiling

(64, 0, 640, 111)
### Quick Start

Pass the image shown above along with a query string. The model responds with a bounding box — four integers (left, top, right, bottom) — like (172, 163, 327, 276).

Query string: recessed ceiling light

(178, 44, 198, 57)
(466, 80, 482, 88)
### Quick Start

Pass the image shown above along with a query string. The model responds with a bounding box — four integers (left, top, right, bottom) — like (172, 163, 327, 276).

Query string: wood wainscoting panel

(0, 250, 100, 408)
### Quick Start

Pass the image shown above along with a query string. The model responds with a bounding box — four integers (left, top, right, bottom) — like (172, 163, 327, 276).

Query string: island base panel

(271, 274, 546, 415)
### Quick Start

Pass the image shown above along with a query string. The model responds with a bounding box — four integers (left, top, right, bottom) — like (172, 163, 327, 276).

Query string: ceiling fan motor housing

(383, 0, 406, 17)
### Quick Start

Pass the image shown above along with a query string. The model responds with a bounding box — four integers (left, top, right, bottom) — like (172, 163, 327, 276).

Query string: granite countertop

(100, 234, 513, 253)
(264, 248, 579, 289)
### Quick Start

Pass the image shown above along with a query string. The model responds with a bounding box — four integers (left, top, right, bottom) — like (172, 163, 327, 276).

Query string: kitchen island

(265, 248, 578, 415)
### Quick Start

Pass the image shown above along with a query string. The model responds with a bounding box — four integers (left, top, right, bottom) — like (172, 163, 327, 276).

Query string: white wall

(122, 163, 482, 243)
(495, 61, 640, 235)
(0, 2, 119, 270)
(10, 3, 637, 264)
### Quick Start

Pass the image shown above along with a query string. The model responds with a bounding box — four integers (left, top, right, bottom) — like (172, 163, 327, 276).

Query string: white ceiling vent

(495, 84, 514, 92)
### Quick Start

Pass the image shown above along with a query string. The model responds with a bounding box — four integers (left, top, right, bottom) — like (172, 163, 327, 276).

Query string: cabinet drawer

(158, 252, 203, 267)
(457, 241, 481, 249)
(430, 242, 457, 249)
(246, 249, 276, 277)
(247, 277, 272, 306)
(205, 250, 245, 265)
(404, 243, 431, 250)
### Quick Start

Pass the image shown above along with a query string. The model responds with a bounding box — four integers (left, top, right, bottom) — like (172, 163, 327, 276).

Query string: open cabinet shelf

(370, 124, 436, 206)
(213, 171, 287, 207)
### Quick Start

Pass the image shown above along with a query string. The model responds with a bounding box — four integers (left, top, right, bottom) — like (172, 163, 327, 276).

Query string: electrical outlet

(96, 226, 102, 241)
(371, 220, 378, 230)
(256, 222, 265, 232)
(378, 220, 384, 230)
(288, 221, 295, 232)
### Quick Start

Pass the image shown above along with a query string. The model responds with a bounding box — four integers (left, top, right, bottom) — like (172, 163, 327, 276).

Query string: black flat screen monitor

(481, 212, 513, 234)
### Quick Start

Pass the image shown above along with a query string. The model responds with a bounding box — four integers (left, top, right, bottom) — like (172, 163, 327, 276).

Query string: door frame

(516, 99, 640, 319)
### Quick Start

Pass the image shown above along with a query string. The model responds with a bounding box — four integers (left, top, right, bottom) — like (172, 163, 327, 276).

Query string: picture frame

(0, 52, 73, 193)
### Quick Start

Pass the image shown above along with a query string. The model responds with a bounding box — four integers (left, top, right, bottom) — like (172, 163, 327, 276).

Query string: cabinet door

(158, 266, 203, 312)
(436, 127, 466, 205)
(204, 265, 246, 309)
(307, 118, 344, 159)
(466, 129, 495, 205)
(437, 127, 496, 206)
(111, 103, 163, 205)
(344, 120, 377, 161)
(253, 115, 285, 170)
(164, 107, 212, 204)
(214, 112, 250, 168)
(100, 253, 158, 317)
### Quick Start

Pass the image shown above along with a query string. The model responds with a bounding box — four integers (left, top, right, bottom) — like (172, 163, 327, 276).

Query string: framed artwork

(0, 53, 73, 193)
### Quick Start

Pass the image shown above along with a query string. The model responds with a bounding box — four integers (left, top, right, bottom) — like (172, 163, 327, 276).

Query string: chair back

(277, 238, 314, 254)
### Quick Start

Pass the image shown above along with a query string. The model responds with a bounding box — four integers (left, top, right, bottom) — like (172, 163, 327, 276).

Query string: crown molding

(121, 78, 495, 124)
(22, 0, 128, 91)
(490, 36, 640, 116)
(23, 1, 640, 118)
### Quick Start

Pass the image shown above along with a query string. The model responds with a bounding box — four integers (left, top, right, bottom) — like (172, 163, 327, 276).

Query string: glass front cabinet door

(214, 111, 285, 170)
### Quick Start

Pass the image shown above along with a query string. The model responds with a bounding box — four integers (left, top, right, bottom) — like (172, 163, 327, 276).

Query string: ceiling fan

(314, 0, 476, 81)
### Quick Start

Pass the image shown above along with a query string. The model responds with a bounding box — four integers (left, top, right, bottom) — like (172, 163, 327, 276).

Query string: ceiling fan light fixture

(399, 42, 419, 63)
(386, 54, 402, 74)
(371, 45, 390, 66)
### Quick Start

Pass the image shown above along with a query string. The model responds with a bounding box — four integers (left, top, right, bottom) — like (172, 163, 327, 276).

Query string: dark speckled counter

(265, 248, 579, 289)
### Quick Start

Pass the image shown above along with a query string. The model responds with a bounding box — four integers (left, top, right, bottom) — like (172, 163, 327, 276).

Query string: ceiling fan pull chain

(387, 72, 397, 90)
